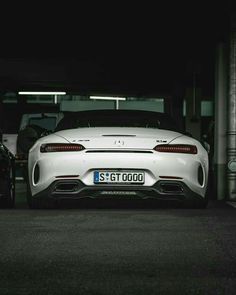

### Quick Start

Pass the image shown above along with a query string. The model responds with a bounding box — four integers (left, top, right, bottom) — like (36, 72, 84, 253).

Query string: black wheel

(30, 197, 55, 209)
(184, 197, 208, 209)
(194, 198, 208, 209)
(26, 180, 33, 208)
(1, 166, 15, 208)
(7, 166, 15, 208)
(26, 181, 55, 209)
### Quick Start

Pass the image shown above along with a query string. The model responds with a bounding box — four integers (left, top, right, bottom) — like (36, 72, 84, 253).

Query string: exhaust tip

(160, 183, 183, 194)
(54, 182, 78, 192)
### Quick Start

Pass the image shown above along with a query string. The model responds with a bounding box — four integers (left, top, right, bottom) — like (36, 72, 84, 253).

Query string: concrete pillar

(172, 83, 185, 131)
(172, 96, 184, 131)
(185, 86, 201, 141)
(228, 15, 236, 200)
(0, 95, 3, 141)
(214, 43, 227, 200)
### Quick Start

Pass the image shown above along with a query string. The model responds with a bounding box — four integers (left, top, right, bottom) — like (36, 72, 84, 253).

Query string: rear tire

(184, 198, 208, 209)
(0, 167, 15, 208)
(30, 197, 55, 209)
(26, 181, 55, 209)
(194, 199, 208, 209)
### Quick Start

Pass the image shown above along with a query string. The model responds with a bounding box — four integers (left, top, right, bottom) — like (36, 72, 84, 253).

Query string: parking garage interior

(1, 5, 236, 294)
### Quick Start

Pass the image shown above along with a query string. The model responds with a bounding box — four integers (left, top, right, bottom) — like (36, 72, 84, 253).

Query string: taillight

(154, 144, 197, 154)
(40, 143, 85, 153)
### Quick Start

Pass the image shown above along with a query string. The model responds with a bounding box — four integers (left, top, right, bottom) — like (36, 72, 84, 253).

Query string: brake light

(40, 143, 85, 153)
(154, 144, 197, 154)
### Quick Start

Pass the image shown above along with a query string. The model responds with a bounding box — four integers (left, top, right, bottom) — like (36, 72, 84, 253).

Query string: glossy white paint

(28, 127, 209, 198)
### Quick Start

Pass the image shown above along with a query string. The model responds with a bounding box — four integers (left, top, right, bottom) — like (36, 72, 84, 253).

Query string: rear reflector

(154, 144, 197, 154)
(159, 176, 183, 179)
(55, 175, 79, 178)
(40, 143, 85, 153)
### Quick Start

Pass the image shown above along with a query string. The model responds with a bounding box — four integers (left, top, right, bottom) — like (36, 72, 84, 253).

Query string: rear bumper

(31, 179, 205, 203)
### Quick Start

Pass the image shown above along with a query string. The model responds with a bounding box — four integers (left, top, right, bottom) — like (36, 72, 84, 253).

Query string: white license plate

(93, 171, 145, 184)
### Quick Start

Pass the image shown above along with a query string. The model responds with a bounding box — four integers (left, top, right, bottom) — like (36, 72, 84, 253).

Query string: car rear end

(28, 127, 209, 208)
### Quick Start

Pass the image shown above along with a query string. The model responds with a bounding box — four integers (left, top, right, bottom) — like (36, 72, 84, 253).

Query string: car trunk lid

(55, 127, 183, 150)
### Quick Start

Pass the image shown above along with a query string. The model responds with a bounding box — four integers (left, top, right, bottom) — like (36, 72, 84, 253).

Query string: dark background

(0, 3, 232, 97)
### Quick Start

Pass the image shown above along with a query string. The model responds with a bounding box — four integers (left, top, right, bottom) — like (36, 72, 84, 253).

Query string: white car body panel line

(27, 113, 209, 208)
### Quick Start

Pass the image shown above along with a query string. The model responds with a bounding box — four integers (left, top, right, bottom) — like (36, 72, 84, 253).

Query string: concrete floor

(0, 182, 236, 294)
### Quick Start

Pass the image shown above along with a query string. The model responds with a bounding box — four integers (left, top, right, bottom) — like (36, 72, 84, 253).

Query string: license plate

(93, 171, 145, 184)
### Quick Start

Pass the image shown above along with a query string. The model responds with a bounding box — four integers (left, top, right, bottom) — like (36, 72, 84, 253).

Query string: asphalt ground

(0, 182, 236, 295)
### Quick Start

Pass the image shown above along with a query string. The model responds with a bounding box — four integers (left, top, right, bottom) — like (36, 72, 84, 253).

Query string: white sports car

(27, 110, 209, 208)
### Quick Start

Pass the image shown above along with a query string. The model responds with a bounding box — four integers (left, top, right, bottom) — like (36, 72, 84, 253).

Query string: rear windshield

(55, 110, 180, 132)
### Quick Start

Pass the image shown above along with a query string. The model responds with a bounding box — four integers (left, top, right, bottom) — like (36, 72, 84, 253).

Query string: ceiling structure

(0, 5, 231, 98)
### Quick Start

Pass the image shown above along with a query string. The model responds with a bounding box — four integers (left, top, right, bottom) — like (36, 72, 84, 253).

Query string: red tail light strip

(40, 143, 85, 153)
(154, 144, 197, 154)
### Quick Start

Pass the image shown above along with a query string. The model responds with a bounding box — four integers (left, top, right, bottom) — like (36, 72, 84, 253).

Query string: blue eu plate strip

(94, 171, 99, 182)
